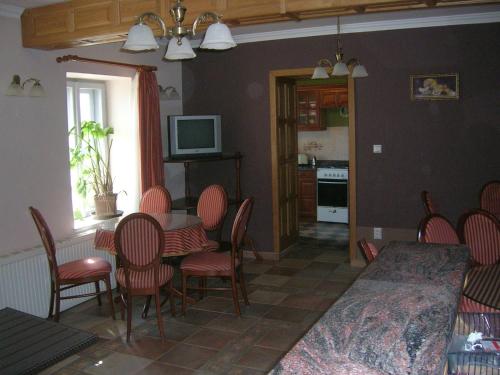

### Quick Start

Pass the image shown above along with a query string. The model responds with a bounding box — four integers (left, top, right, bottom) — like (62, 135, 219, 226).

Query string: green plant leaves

(69, 120, 114, 199)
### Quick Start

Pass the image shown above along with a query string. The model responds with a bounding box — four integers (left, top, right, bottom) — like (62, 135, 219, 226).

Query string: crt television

(168, 115, 222, 158)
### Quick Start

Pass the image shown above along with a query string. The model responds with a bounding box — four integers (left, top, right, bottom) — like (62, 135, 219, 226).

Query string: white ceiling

(0, 0, 62, 8)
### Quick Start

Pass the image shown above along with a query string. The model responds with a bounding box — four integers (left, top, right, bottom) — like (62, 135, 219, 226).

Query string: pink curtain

(138, 70, 164, 194)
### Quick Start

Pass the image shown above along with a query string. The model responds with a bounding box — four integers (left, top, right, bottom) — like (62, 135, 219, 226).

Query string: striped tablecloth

(463, 264, 500, 310)
(94, 213, 209, 257)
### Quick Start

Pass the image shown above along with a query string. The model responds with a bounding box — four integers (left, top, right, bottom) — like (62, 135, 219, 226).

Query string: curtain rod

(56, 55, 157, 72)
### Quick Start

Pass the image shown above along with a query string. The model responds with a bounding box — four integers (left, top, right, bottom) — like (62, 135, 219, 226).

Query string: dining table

(462, 263, 500, 310)
(94, 212, 209, 257)
(270, 241, 471, 375)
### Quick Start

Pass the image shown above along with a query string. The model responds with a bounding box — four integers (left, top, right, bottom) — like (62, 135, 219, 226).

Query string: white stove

(317, 166, 348, 223)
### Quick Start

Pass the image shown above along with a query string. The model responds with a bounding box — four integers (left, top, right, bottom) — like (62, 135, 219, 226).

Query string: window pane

(79, 91, 93, 122)
(67, 81, 107, 225)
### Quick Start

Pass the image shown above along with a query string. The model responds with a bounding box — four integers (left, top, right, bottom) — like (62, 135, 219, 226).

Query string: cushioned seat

(59, 257, 112, 281)
(460, 295, 499, 313)
(29, 207, 115, 322)
(181, 252, 239, 272)
(182, 198, 254, 316)
(116, 264, 174, 289)
(114, 212, 176, 342)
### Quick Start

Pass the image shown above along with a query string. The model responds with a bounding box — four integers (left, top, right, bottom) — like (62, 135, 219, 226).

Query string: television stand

(163, 152, 242, 211)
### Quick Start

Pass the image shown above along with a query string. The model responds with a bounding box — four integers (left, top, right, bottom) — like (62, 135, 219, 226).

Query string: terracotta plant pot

(94, 193, 117, 217)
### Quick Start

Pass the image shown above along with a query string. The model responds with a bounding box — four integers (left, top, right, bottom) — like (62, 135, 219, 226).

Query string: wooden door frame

(269, 68, 360, 265)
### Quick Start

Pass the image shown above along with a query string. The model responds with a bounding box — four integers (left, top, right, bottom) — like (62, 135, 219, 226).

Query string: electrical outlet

(373, 227, 383, 240)
(373, 144, 382, 153)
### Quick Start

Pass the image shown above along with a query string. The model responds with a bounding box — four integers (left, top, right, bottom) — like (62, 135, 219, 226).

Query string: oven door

(317, 179, 348, 208)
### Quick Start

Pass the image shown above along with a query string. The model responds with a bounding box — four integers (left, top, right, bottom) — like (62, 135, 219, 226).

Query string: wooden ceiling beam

(20, 0, 500, 50)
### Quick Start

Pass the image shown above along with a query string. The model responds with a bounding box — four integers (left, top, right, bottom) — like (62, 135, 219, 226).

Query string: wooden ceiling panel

(20, 0, 500, 49)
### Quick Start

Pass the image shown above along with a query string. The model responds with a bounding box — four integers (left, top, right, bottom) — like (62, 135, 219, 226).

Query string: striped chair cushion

(197, 185, 228, 231)
(459, 296, 499, 313)
(480, 181, 500, 220)
(139, 185, 172, 214)
(202, 240, 220, 252)
(59, 257, 111, 281)
(115, 264, 174, 289)
(462, 213, 500, 265)
(116, 216, 162, 266)
(181, 252, 239, 272)
(422, 216, 460, 244)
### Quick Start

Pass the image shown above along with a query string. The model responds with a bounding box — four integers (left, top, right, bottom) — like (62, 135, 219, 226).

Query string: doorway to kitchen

(269, 68, 360, 266)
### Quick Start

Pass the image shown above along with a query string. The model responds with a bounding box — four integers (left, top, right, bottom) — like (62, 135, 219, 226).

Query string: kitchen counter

(298, 164, 316, 171)
(297, 160, 348, 170)
(269, 241, 470, 375)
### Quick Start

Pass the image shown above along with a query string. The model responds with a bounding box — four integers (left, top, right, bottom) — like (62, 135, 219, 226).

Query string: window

(67, 80, 108, 226)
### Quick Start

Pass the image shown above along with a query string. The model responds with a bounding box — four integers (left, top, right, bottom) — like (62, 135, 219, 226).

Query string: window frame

(67, 79, 109, 228)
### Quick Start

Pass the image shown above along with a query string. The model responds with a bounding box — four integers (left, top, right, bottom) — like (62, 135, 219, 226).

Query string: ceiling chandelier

(123, 0, 236, 61)
(312, 17, 368, 79)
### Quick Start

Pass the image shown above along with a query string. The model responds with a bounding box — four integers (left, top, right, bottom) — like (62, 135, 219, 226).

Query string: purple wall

(183, 23, 500, 252)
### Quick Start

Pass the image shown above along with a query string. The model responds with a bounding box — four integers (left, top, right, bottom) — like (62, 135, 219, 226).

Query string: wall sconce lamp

(122, 0, 236, 61)
(159, 85, 180, 100)
(312, 17, 368, 80)
(6, 75, 46, 97)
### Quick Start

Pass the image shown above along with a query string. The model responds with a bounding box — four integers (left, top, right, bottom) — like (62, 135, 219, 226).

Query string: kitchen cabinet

(298, 169, 316, 220)
(320, 89, 348, 108)
(296, 88, 322, 131)
(297, 85, 347, 131)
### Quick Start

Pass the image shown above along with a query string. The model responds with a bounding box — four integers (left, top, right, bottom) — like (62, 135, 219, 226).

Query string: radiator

(0, 234, 116, 318)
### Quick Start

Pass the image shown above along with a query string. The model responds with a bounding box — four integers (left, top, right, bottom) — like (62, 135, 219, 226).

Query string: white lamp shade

(164, 37, 196, 60)
(332, 61, 349, 76)
(6, 82, 23, 96)
(123, 23, 159, 51)
(29, 82, 45, 97)
(200, 22, 236, 50)
(311, 66, 330, 79)
(352, 64, 368, 78)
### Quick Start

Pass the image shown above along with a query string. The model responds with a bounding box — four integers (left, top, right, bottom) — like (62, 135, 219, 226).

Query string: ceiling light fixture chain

(311, 16, 368, 80)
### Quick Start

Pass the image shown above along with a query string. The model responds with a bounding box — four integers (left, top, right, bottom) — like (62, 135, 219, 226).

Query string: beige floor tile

(249, 274, 290, 288)
(82, 352, 152, 375)
(247, 290, 288, 305)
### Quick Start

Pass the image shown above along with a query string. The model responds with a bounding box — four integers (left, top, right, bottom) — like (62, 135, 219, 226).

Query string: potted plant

(69, 120, 117, 218)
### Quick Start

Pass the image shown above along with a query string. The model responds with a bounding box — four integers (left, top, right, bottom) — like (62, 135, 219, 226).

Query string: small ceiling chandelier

(123, 0, 236, 61)
(312, 17, 368, 79)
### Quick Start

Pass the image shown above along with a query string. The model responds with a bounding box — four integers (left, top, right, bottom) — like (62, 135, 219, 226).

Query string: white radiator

(0, 233, 116, 318)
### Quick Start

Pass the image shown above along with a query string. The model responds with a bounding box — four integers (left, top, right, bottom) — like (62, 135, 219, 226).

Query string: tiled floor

(41, 222, 361, 375)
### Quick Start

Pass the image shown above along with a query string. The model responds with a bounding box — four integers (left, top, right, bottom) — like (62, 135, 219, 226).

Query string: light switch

(373, 227, 383, 240)
(373, 145, 382, 154)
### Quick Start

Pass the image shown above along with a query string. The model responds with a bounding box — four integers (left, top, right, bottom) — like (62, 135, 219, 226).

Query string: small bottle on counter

(311, 156, 316, 166)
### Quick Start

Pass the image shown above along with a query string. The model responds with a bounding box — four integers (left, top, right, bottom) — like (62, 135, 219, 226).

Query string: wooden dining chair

(114, 213, 176, 342)
(417, 214, 460, 244)
(480, 181, 500, 220)
(357, 239, 378, 264)
(29, 207, 115, 322)
(421, 190, 438, 216)
(197, 184, 228, 252)
(181, 197, 253, 316)
(457, 209, 500, 266)
(139, 185, 172, 214)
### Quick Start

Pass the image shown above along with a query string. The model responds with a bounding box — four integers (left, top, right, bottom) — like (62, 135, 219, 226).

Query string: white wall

(0, 15, 183, 256)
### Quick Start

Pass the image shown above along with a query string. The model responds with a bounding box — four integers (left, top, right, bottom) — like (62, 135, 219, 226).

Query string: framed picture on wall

(410, 73, 459, 100)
